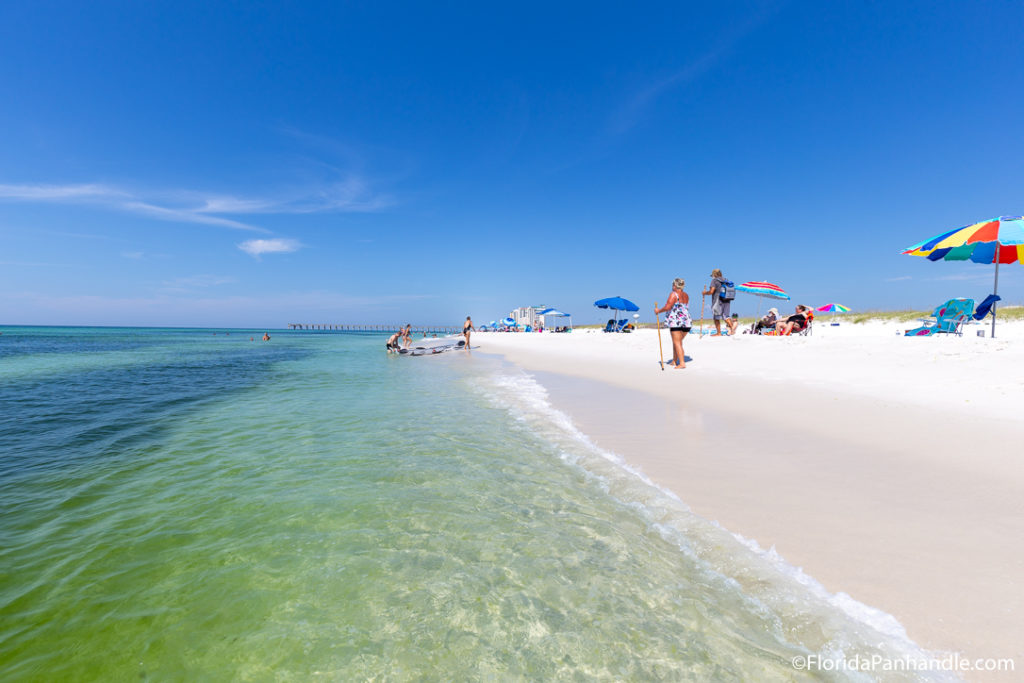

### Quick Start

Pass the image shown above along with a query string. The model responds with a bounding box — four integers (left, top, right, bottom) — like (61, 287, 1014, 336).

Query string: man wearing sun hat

(702, 269, 738, 336)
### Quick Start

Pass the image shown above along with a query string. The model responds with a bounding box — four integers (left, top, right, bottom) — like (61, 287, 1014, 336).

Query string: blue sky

(2, 1, 1022, 327)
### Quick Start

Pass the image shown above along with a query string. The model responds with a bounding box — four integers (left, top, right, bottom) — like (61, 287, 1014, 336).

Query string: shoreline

(475, 327, 1024, 678)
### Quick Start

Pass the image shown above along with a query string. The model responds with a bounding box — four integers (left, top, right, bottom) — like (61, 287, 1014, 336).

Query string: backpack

(718, 279, 736, 301)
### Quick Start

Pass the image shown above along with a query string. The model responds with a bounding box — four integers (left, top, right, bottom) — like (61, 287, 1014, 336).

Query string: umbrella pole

(699, 294, 706, 339)
(992, 245, 1000, 338)
(654, 305, 664, 370)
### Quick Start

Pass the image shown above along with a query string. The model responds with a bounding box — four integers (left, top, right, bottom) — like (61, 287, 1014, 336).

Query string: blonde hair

(672, 277, 685, 289)
(710, 269, 722, 278)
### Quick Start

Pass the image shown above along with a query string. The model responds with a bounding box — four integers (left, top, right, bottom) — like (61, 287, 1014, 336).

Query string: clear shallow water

(0, 327, 949, 681)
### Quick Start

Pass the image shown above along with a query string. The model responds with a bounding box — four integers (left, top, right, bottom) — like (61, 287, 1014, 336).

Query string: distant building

(510, 305, 547, 328)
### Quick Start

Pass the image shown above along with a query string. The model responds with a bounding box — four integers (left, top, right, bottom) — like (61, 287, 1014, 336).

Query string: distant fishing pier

(288, 323, 461, 334)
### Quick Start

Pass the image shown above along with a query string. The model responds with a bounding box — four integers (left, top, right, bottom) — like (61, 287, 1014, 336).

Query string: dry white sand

(474, 320, 1024, 678)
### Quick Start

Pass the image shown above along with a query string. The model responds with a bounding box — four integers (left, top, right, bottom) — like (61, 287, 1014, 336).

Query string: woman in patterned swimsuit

(655, 277, 692, 369)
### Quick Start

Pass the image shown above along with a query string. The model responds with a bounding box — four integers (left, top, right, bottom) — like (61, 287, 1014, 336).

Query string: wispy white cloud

(0, 182, 267, 232)
(121, 199, 262, 231)
(238, 238, 302, 258)
(0, 183, 125, 200)
(284, 177, 393, 213)
(0, 176, 392, 232)
(885, 275, 912, 282)
(608, 7, 777, 135)
(192, 196, 279, 214)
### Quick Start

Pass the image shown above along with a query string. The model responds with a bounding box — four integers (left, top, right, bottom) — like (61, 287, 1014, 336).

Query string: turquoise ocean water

(1, 327, 949, 681)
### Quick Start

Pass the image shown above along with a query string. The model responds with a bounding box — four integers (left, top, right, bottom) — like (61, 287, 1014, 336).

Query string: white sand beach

(477, 321, 1024, 678)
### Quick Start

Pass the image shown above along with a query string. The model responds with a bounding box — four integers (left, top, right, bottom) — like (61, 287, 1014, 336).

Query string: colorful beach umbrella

(734, 281, 790, 319)
(735, 281, 791, 301)
(902, 215, 1024, 337)
(816, 303, 850, 325)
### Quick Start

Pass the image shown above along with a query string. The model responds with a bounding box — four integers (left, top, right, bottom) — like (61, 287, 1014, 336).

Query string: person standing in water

(462, 316, 475, 349)
(655, 278, 691, 369)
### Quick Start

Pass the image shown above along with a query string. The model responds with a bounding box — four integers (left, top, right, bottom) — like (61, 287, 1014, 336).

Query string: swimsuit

(665, 292, 692, 331)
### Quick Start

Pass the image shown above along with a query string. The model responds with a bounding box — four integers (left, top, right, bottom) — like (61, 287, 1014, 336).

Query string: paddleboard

(398, 340, 466, 356)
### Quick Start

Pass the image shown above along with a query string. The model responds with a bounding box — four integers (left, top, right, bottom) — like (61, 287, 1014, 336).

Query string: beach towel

(973, 294, 1001, 321)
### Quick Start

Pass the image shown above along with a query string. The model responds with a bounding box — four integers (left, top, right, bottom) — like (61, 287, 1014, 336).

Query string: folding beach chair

(765, 311, 813, 336)
(904, 298, 974, 337)
(603, 318, 629, 333)
(797, 311, 815, 336)
(972, 294, 1001, 321)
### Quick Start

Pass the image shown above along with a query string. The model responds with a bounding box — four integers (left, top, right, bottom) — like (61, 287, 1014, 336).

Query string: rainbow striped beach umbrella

(734, 281, 789, 319)
(817, 303, 850, 324)
(902, 215, 1024, 337)
(735, 281, 790, 300)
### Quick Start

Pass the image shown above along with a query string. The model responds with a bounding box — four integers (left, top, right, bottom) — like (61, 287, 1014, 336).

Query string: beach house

(510, 306, 547, 329)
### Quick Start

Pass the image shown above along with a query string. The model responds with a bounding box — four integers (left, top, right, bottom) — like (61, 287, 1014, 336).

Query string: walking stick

(654, 305, 665, 370)
(698, 294, 706, 339)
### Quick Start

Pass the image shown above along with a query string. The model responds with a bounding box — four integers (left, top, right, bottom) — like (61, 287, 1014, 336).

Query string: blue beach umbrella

(594, 296, 639, 312)
(594, 296, 638, 332)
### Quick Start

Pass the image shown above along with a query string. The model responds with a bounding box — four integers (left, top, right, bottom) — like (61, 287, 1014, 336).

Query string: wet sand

(478, 326, 1024, 678)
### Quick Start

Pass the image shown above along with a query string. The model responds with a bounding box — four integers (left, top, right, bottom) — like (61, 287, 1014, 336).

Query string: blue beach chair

(904, 298, 974, 337)
(972, 294, 1001, 321)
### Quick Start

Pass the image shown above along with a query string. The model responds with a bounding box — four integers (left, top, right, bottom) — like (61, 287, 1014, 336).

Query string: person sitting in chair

(751, 308, 779, 334)
(776, 305, 812, 336)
